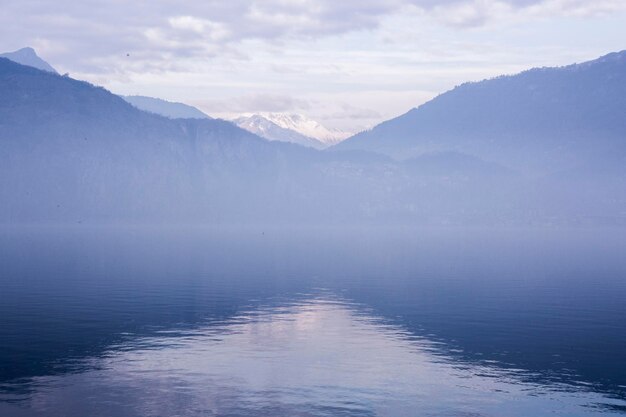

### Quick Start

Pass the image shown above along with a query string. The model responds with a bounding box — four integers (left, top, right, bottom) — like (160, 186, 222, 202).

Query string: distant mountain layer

(0, 47, 57, 73)
(123, 95, 211, 119)
(335, 51, 626, 174)
(233, 114, 325, 149)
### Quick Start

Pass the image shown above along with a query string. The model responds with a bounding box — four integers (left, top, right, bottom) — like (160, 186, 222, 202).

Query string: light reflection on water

(1, 226, 626, 416)
(2, 295, 624, 417)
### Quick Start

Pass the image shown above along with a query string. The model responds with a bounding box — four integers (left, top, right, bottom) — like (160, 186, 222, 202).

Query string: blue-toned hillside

(336, 51, 626, 174)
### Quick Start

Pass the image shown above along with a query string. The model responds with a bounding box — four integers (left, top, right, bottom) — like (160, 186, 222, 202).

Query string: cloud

(426, 0, 626, 28)
(3, 0, 625, 75)
(328, 104, 382, 120)
(525, 0, 626, 18)
(195, 93, 313, 114)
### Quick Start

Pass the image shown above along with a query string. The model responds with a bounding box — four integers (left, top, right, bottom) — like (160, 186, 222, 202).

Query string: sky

(2, 0, 626, 133)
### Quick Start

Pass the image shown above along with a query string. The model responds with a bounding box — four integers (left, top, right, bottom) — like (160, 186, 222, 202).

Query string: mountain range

(123, 95, 211, 120)
(0, 48, 341, 146)
(336, 51, 626, 175)
(0, 48, 624, 225)
(233, 113, 349, 149)
(0, 56, 318, 222)
(233, 114, 323, 149)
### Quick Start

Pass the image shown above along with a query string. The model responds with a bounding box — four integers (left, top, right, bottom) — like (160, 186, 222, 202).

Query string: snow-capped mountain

(233, 114, 325, 149)
(263, 113, 350, 145)
(233, 113, 350, 148)
(0, 47, 57, 73)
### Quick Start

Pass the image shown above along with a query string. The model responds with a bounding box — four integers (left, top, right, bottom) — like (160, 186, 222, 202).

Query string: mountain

(262, 113, 350, 145)
(0, 56, 525, 225)
(335, 51, 626, 174)
(0, 47, 57, 73)
(235, 113, 349, 148)
(0, 55, 624, 225)
(0, 57, 324, 223)
(403, 151, 514, 178)
(233, 114, 325, 149)
(123, 95, 211, 119)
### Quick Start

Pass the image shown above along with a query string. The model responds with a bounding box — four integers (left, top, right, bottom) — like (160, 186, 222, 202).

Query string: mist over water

(1, 226, 625, 416)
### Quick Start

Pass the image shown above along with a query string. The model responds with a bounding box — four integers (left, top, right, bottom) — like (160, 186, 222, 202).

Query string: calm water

(1, 226, 625, 416)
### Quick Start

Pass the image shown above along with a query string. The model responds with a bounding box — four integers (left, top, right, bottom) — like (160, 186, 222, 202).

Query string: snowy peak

(233, 113, 350, 148)
(0, 47, 57, 74)
(260, 113, 350, 145)
(233, 114, 325, 149)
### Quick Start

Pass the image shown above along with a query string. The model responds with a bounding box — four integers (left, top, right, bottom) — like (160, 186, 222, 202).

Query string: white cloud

(196, 93, 313, 114)
(168, 16, 207, 34)
(2, 0, 625, 71)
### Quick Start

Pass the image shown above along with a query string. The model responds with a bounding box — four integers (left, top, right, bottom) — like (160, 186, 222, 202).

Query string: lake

(1, 226, 625, 416)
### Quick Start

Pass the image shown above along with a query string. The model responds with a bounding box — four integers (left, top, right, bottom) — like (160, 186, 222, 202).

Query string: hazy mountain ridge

(335, 50, 626, 174)
(1, 53, 625, 225)
(0, 57, 323, 222)
(123, 95, 211, 120)
(0, 47, 57, 73)
(0, 47, 211, 121)
(0, 56, 523, 224)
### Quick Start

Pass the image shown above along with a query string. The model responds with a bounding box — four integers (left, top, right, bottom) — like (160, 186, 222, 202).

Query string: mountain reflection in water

(0, 226, 625, 416)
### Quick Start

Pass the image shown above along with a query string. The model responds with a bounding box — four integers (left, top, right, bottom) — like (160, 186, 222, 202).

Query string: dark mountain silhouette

(335, 51, 626, 175)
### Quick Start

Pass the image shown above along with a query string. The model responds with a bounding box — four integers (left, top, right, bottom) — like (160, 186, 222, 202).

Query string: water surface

(1, 226, 625, 416)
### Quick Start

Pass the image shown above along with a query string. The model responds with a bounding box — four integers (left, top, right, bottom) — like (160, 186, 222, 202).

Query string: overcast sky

(2, 0, 625, 132)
